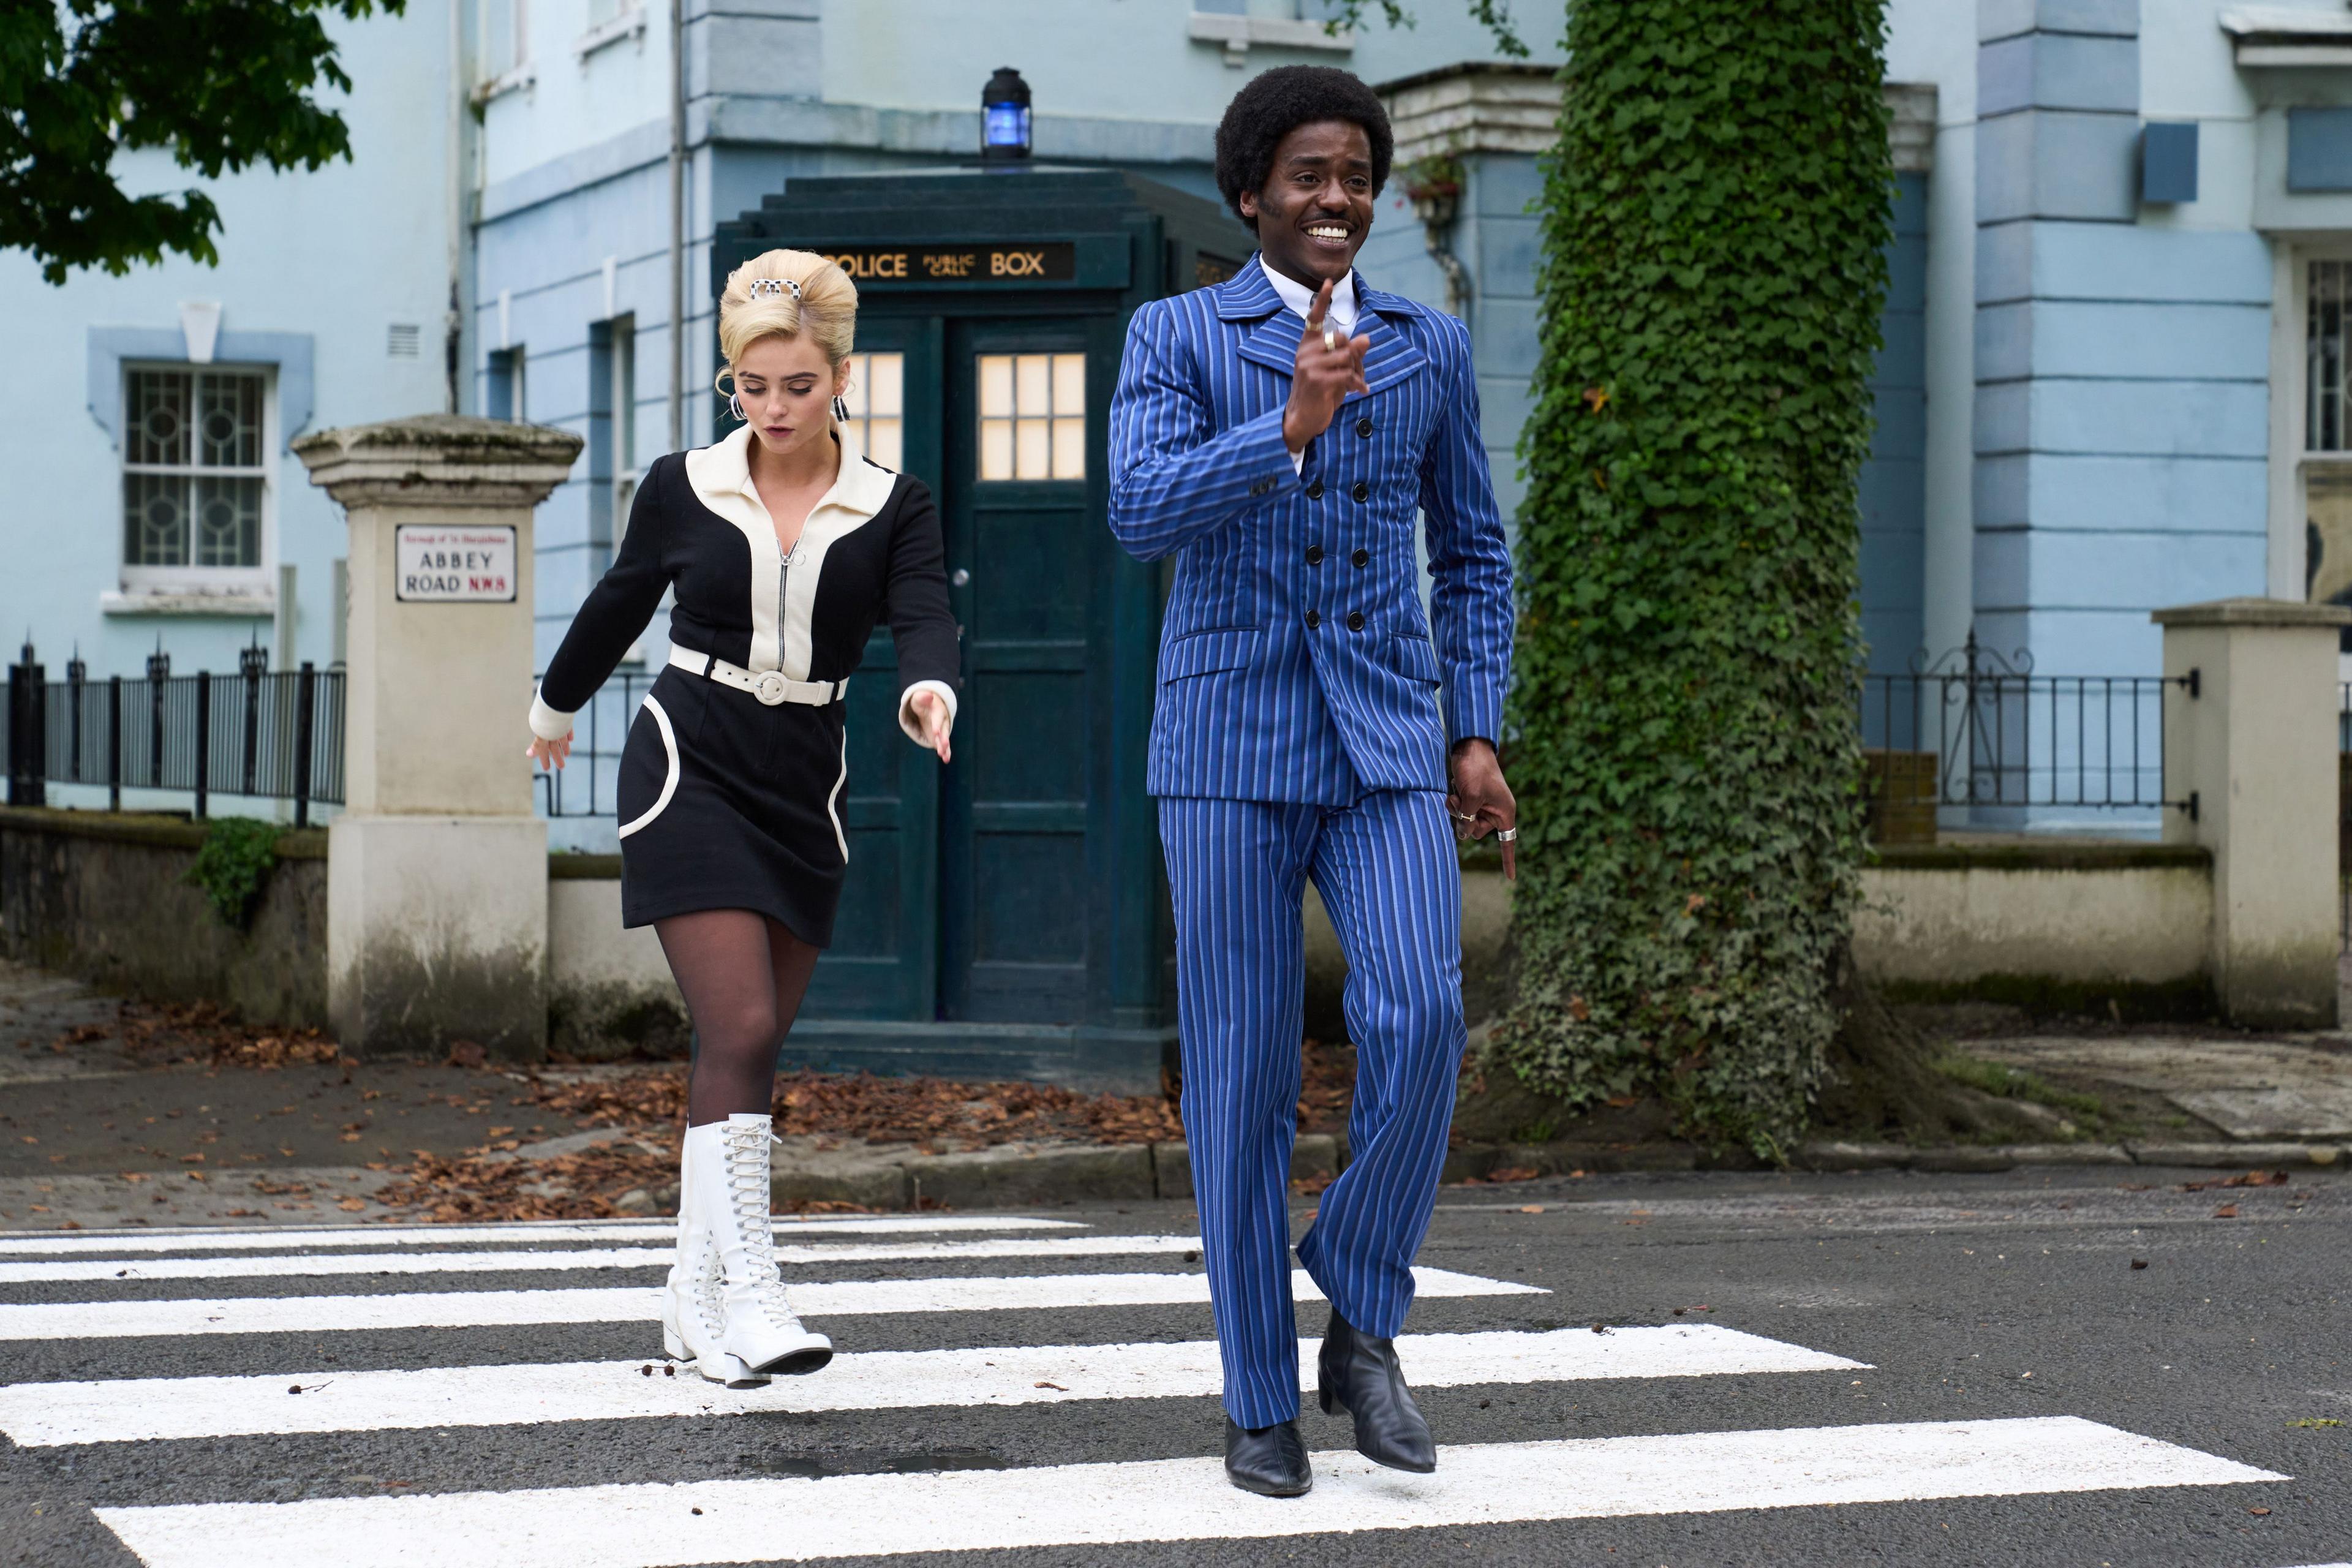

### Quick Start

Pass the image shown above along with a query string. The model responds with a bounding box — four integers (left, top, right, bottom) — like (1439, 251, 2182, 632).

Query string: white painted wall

(1886, 0, 1981, 667)
(0, 2, 457, 682)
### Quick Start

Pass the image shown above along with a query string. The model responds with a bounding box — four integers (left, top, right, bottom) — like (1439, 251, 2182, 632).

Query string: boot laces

(723, 1121, 804, 1330)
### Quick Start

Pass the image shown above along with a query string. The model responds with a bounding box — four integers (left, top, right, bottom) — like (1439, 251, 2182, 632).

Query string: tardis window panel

(121, 366, 268, 571)
(841, 350, 905, 471)
(976, 352, 1086, 481)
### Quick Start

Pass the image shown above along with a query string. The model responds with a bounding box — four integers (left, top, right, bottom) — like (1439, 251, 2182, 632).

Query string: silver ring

(1322, 325, 1340, 352)
(1496, 828, 1518, 842)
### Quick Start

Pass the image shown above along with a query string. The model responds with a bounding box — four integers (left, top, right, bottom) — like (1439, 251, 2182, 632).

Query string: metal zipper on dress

(777, 543, 794, 674)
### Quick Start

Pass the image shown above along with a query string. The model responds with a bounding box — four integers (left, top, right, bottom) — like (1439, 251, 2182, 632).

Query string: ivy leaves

(1494, 0, 1890, 1158)
(186, 818, 284, 929)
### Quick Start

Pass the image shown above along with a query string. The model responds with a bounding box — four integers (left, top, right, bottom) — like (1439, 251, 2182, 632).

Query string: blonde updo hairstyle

(713, 248, 859, 409)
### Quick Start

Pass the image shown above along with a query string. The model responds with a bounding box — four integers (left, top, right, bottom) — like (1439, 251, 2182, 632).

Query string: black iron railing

(530, 668, 657, 820)
(3, 644, 345, 824)
(1860, 633, 2192, 818)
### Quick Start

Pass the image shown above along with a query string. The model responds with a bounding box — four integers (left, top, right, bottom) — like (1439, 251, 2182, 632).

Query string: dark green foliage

(1325, 1, 1532, 58)
(1491, 0, 1892, 1158)
(186, 818, 283, 929)
(0, 0, 403, 284)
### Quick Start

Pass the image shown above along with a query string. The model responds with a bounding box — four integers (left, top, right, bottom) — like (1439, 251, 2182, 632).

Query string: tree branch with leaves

(1320, 0, 1531, 58)
(0, 0, 404, 285)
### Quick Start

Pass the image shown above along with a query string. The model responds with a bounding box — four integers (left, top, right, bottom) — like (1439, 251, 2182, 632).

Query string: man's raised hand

(1283, 276, 1370, 454)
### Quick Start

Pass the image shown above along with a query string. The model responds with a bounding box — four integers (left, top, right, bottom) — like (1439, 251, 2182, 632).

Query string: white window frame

(2269, 242, 2352, 674)
(476, 0, 535, 101)
(577, 0, 647, 61)
(115, 359, 277, 600)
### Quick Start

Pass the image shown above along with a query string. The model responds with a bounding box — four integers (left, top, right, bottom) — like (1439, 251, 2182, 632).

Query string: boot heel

(697, 1352, 767, 1389)
(1317, 1378, 1337, 1417)
(663, 1325, 688, 1361)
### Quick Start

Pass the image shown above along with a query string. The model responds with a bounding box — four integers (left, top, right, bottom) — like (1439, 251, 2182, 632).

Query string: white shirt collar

(688, 421, 895, 527)
(1260, 257, 1357, 335)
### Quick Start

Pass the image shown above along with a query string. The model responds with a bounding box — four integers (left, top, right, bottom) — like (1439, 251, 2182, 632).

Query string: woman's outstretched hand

(526, 733, 573, 771)
(908, 688, 953, 764)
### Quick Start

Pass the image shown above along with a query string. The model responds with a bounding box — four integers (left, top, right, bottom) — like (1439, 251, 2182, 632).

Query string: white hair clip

(747, 277, 802, 300)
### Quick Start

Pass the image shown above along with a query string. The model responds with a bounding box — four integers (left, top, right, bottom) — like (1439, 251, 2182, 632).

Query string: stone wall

(1, 815, 2223, 1061)
(1855, 839, 2215, 1013)
(0, 807, 329, 1028)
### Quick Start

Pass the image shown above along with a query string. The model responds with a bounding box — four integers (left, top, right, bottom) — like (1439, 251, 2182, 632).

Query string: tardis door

(800, 315, 946, 1020)
(935, 317, 1104, 1023)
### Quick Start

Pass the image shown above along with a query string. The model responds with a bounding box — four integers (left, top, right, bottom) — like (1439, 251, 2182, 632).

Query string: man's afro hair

(1213, 65, 1393, 230)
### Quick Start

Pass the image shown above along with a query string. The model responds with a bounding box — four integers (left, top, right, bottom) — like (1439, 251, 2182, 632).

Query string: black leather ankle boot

(1317, 1308, 1436, 1472)
(1223, 1416, 1313, 1496)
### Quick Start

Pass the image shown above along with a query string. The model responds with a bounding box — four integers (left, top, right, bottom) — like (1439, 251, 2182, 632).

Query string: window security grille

(122, 367, 266, 571)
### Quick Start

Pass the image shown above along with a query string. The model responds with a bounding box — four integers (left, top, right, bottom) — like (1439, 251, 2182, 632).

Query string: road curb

(1795, 1139, 2347, 1174)
(623, 1134, 2352, 1218)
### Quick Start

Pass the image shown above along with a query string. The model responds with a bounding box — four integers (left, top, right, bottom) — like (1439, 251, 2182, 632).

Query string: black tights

(655, 909, 820, 1128)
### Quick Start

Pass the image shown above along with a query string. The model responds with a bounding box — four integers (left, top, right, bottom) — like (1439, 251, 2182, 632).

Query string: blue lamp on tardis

(981, 67, 1032, 162)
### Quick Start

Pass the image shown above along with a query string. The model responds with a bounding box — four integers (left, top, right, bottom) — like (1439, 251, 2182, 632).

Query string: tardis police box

(712, 169, 1247, 1093)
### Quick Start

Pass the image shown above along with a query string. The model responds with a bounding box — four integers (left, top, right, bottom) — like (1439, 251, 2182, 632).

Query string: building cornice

(2221, 5, 2352, 67)
(1377, 64, 1935, 176)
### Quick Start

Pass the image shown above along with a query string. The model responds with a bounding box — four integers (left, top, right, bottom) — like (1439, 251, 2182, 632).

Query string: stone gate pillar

(295, 416, 582, 1058)
(2155, 598, 2352, 1030)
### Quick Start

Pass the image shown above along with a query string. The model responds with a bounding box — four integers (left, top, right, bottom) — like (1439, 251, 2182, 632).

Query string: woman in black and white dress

(526, 248, 959, 1385)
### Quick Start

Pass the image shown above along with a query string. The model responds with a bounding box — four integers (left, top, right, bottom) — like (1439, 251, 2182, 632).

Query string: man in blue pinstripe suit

(1108, 66, 1517, 1499)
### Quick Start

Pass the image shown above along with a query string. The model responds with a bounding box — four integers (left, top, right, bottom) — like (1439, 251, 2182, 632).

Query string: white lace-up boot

(662, 1130, 764, 1387)
(687, 1113, 834, 1377)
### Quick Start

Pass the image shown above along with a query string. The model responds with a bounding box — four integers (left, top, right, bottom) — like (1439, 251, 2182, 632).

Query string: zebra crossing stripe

(0, 1216, 1076, 1257)
(89, 1417, 2283, 1568)
(0, 1267, 1540, 1341)
(0, 1325, 1859, 1446)
(0, 1233, 1200, 1285)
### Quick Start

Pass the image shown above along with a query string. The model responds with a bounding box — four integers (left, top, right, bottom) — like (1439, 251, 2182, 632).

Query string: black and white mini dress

(528, 424, 959, 945)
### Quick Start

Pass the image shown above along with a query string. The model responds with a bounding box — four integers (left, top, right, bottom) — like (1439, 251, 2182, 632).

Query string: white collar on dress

(685, 420, 896, 528)
(1260, 257, 1358, 334)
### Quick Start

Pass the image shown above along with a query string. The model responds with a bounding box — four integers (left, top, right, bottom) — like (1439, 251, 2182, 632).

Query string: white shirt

(1262, 257, 1359, 337)
(1263, 259, 1359, 472)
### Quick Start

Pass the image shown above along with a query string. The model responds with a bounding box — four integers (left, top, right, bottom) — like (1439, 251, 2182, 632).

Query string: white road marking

(91, 1417, 2283, 1568)
(0, 1267, 1539, 1341)
(0, 1234, 1199, 1284)
(0, 1325, 1855, 1446)
(0, 1216, 1077, 1257)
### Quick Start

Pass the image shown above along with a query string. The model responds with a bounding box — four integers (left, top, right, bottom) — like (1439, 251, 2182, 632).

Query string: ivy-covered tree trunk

(1494, 0, 1892, 1159)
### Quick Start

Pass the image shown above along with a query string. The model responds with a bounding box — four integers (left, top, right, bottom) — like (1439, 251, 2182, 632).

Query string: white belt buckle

(753, 669, 788, 706)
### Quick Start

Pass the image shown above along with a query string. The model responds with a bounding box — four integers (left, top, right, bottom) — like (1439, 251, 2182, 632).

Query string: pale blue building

(10, 0, 2352, 834)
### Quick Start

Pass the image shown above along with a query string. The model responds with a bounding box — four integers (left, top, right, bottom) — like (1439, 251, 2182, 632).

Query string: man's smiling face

(1240, 118, 1375, 291)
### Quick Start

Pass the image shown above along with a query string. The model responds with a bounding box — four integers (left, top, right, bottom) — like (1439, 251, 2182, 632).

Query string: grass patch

(1932, 1054, 2108, 1125)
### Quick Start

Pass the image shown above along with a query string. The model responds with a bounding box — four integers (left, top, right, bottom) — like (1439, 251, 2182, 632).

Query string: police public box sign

(395, 525, 517, 603)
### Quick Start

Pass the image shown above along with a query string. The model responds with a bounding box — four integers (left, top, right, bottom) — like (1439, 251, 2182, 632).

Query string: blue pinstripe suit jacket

(1108, 258, 1513, 804)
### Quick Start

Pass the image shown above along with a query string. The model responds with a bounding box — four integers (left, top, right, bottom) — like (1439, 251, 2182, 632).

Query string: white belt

(668, 647, 846, 707)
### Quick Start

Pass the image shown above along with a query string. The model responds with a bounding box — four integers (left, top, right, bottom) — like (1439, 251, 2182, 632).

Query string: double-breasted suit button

(1350, 480, 1369, 503)
(1346, 611, 1366, 632)
(1355, 416, 1374, 438)
(1350, 548, 1369, 568)
(1306, 480, 1325, 500)
(1306, 545, 1325, 566)
(1305, 609, 1322, 630)
(1250, 477, 1275, 497)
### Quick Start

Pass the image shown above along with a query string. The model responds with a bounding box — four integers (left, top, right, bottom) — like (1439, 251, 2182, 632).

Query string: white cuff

(898, 679, 959, 745)
(1289, 447, 1304, 474)
(527, 688, 575, 742)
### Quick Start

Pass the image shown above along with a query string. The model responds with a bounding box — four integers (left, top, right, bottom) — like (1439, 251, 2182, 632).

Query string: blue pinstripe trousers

(1159, 789, 1467, 1428)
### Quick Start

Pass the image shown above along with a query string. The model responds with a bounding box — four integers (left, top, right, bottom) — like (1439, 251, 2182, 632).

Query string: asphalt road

(0, 1162, 2345, 1567)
